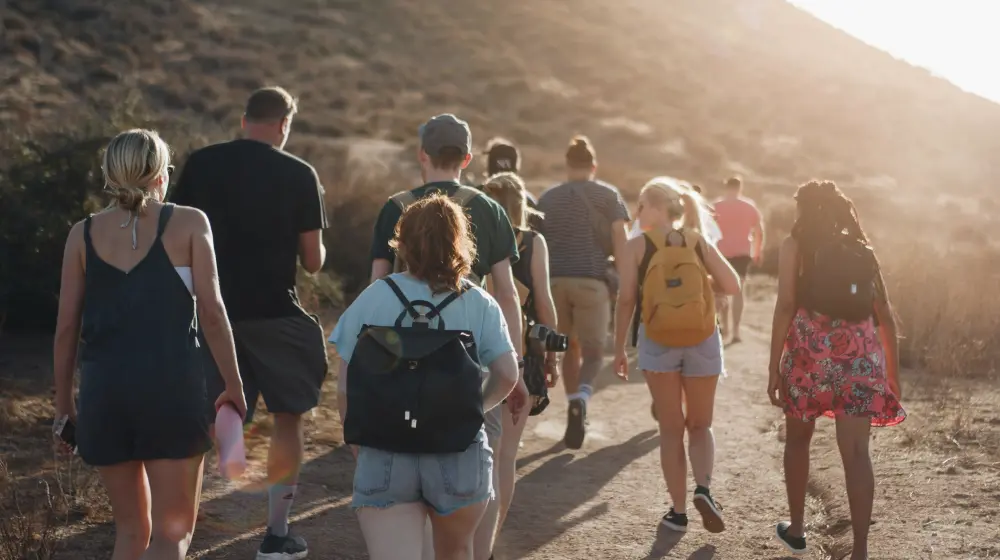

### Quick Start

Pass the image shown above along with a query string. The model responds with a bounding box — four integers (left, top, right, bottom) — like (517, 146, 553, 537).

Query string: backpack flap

(361, 325, 476, 363)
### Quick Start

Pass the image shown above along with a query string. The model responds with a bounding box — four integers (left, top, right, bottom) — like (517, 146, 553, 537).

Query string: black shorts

(725, 255, 753, 279)
(204, 313, 329, 424)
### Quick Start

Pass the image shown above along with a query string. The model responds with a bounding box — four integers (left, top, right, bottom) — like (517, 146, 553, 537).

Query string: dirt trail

(58, 293, 990, 559)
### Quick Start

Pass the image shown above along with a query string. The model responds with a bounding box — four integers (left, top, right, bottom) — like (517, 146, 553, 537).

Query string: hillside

(2, 0, 999, 195)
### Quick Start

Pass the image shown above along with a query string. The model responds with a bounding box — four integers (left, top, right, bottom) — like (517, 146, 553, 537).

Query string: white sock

(578, 384, 593, 402)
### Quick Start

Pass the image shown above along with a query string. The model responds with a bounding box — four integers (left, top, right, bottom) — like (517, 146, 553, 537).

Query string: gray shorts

(637, 326, 725, 377)
(204, 313, 329, 423)
(352, 428, 494, 515)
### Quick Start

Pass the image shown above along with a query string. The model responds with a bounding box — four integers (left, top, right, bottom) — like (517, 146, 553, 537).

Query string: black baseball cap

(484, 138, 519, 175)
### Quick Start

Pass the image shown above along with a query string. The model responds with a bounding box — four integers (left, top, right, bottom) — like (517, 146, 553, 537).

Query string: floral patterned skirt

(780, 309, 905, 427)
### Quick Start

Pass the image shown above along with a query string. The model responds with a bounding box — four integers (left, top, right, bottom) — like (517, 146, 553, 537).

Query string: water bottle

(215, 403, 247, 479)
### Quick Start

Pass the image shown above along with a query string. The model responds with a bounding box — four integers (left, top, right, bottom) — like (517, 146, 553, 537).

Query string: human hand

(506, 377, 529, 424)
(52, 414, 76, 456)
(544, 353, 560, 388)
(216, 382, 248, 421)
(766, 366, 784, 408)
(614, 349, 629, 381)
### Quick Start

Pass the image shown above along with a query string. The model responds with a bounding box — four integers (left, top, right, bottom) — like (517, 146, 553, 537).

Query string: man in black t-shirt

(170, 86, 326, 560)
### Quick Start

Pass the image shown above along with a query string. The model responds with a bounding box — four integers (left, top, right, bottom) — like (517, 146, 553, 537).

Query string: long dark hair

(791, 180, 869, 253)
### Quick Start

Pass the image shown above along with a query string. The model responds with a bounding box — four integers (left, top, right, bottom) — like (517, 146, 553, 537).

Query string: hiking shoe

(776, 522, 807, 554)
(564, 398, 587, 449)
(660, 508, 688, 532)
(693, 486, 725, 533)
(256, 529, 308, 560)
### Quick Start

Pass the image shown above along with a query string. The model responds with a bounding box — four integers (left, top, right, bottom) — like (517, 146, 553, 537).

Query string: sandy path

(53, 294, 992, 559)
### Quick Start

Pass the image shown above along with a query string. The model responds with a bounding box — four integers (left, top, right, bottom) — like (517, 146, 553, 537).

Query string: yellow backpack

(640, 229, 716, 347)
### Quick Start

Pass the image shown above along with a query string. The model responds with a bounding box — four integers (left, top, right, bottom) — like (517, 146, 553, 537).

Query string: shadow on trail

(496, 429, 660, 559)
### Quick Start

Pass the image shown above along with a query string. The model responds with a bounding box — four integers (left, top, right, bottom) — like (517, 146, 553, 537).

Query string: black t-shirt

(370, 181, 519, 279)
(169, 139, 328, 321)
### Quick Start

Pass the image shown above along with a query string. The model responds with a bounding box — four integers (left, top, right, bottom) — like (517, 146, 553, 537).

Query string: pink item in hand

(215, 403, 247, 479)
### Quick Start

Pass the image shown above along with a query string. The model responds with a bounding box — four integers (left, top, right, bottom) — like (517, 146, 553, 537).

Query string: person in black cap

(368, 114, 528, 560)
(483, 137, 542, 231)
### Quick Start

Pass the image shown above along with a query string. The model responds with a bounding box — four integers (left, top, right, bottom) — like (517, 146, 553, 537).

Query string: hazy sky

(788, 0, 996, 102)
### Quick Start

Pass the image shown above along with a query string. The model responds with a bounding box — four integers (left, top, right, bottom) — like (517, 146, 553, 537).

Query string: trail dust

(54, 290, 993, 559)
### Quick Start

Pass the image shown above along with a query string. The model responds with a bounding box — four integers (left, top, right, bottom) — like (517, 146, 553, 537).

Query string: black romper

(76, 204, 212, 466)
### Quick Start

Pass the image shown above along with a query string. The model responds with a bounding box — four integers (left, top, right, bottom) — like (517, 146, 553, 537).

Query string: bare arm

(614, 236, 644, 354)
(768, 237, 799, 374)
(489, 259, 523, 357)
(369, 258, 392, 284)
(190, 210, 242, 393)
(701, 238, 742, 295)
(873, 268, 901, 399)
(337, 358, 349, 428)
(298, 229, 326, 274)
(483, 351, 519, 411)
(53, 222, 86, 418)
(610, 218, 628, 277)
(530, 235, 558, 331)
(752, 209, 766, 262)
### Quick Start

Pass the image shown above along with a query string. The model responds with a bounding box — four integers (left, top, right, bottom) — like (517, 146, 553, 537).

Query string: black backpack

(798, 235, 878, 322)
(343, 277, 484, 454)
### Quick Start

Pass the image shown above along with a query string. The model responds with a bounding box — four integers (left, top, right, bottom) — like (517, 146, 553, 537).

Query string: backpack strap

(383, 276, 467, 330)
(451, 185, 483, 207)
(390, 191, 418, 212)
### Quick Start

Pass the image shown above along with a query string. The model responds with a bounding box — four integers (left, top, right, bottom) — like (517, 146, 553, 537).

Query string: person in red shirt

(712, 176, 765, 343)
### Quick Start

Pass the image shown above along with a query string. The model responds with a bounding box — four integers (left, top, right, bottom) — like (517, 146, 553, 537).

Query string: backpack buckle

(408, 360, 419, 370)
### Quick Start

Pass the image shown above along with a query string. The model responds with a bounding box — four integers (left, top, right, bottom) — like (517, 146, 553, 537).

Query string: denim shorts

(352, 427, 494, 515)
(637, 326, 725, 377)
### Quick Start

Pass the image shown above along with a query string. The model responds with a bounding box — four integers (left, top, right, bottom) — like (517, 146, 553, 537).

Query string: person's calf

(112, 520, 151, 560)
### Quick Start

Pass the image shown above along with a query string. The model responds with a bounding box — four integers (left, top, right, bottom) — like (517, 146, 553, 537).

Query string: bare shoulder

(65, 219, 86, 246)
(171, 205, 211, 231)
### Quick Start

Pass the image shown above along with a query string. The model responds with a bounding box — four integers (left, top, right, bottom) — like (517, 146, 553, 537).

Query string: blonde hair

(102, 129, 171, 212)
(481, 172, 543, 229)
(639, 176, 709, 234)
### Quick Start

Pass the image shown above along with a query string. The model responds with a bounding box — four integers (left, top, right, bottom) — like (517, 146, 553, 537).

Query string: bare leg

(472, 420, 501, 560)
(267, 412, 305, 536)
(431, 499, 489, 560)
(497, 404, 529, 530)
(357, 503, 428, 560)
(645, 371, 687, 512)
(784, 418, 816, 537)
(98, 462, 152, 560)
(680, 376, 719, 488)
(731, 290, 745, 341)
(141, 455, 206, 560)
(836, 417, 874, 560)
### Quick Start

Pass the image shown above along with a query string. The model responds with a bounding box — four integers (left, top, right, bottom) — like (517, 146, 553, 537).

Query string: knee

(658, 420, 686, 442)
(150, 517, 195, 549)
(116, 516, 152, 547)
(786, 424, 815, 448)
(581, 344, 604, 362)
(837, 436, 870, 462)
(685, 417, 713, 434)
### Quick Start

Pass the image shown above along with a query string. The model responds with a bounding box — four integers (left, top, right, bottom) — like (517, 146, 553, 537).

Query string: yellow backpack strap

(451, 185, 483, 207)
(390, 190, 418, 212)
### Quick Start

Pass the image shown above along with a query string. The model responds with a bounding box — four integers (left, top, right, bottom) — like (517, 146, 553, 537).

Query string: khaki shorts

(550, 277, 611, 350)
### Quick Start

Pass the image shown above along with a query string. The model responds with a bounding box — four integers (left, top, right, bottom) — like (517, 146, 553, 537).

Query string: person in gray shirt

(537, 135, 630, 449)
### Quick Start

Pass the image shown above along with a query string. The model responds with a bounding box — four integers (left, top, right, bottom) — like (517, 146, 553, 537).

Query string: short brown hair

(390, 194, 476, 294)
(566, 134, 596, 169)
(725, 176, 742, 189)
(245, 86, 297, 123)
(428, 146, 467, 171)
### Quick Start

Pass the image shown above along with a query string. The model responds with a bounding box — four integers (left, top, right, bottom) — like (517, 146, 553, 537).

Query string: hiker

(482, 137, 542, 231)
(767, 180, 905, 558)
(612, 177, 740, 534)
(712, 176, 764, 343)
(537, 135, 630, 449)
(331, 194, 521, 560)
(170, 86, 328, 560)
(481, 172, 561, 538)
(368, 114, 527, 560)
(52, 129, 247, 560)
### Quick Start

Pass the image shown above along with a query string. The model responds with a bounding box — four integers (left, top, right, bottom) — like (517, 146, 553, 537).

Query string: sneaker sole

(694, 494, 725, 533)
(564, 400, 586, 450)
(660, 518, 688, 532)
(256, 552, 308, 560)
(775, 525, 807, 555)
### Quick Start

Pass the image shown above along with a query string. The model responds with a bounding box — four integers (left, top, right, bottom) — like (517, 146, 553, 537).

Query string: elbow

(198, 299, 229, 331)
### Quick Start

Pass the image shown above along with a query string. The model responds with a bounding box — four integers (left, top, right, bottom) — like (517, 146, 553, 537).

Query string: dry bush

(882, 241, 1000, 378)
(0, 460, 62, 560)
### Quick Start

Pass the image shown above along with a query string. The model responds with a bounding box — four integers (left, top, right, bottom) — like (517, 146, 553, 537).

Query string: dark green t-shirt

(370, 181, 519, 279)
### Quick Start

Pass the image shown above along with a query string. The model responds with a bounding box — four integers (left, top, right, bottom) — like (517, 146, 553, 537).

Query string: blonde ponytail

(102, 129, 171, 212)
(680, 192, 704, 234)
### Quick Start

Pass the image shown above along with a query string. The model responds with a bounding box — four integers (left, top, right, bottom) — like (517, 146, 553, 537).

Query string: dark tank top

(78, 204, 204, 402)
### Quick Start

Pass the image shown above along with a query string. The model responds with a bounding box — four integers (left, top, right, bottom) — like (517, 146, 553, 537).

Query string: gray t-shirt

(537, 179, 630, 280)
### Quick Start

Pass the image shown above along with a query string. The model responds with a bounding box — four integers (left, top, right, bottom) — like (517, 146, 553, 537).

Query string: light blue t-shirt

(329, 273, 514, 366)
